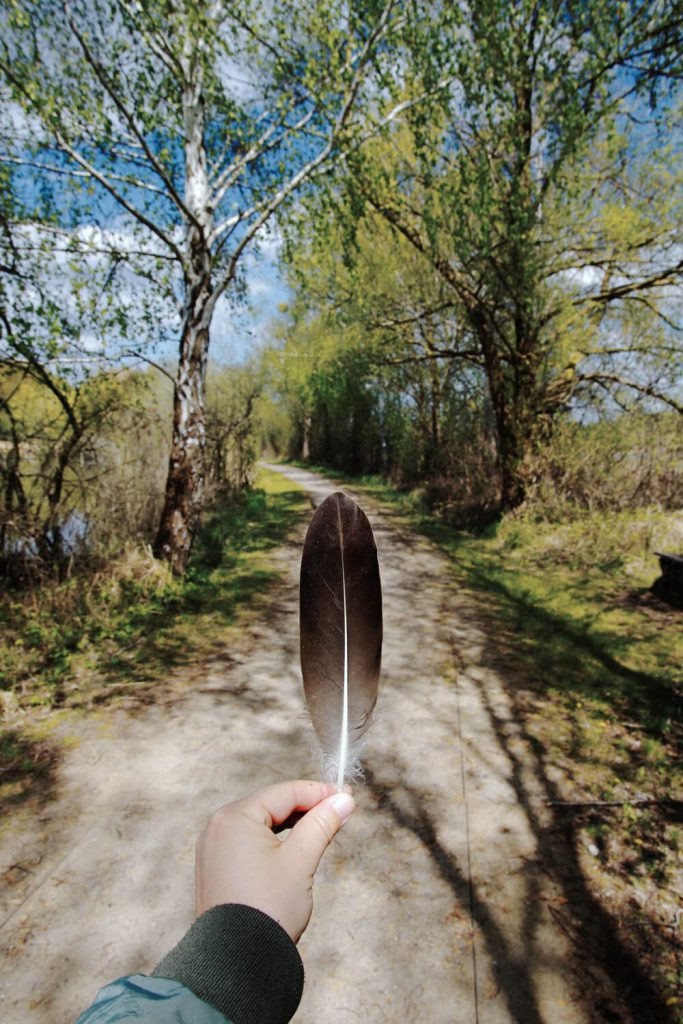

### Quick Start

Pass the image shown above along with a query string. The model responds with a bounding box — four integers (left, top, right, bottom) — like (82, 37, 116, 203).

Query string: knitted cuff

(152, 904, 304, 1024)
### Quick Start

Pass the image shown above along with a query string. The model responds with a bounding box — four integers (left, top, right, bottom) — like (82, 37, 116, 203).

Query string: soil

(0, 465, 665, 1023)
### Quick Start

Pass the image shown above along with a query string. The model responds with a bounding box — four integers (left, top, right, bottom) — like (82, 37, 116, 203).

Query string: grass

(300, 465, 682, 1018)
(282, 461, 682, 800)
(3, 456, 681, 1011)
(0, 466, 308, 808)
(75, 465, 309, 704)
(349, 474, 681, 722)
(287, 461, 682, 739)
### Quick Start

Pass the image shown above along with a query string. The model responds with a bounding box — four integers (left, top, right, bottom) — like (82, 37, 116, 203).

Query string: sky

(207, 232, 291, 367)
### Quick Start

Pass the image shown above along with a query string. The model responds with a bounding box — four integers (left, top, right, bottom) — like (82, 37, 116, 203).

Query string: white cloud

(5, 212, 288, 368)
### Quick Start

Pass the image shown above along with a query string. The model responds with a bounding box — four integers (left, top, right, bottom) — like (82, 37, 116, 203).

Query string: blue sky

(208, 236, 291, 367)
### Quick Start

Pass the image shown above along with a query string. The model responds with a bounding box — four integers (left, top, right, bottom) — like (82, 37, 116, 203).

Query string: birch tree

(1, 0, 400, 572)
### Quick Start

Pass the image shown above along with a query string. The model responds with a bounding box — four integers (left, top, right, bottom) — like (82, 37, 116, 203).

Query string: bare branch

(1, 155, 91, 181)
(368, 300, 457, 331)
(582, 258, 683, 305)
(575, 371, 683, 414)
(53, 128, 186, 267)
(122, 348, 177, 388)
(382, 347, 483, 367)
(0, 310, 81, 433)
(2, 153, 174, 198)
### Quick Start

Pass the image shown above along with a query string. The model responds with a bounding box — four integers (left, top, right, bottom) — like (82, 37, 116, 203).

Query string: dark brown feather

(300, 492, 382, 781)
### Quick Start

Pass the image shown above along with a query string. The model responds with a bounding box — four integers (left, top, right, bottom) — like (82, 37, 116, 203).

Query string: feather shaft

(337, 503, 349, 791)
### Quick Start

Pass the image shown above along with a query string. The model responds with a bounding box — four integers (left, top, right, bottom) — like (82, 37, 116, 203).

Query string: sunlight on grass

(355, 476, 681, 718)
(86, 470, 309, 698)
(1, 469, 309, 799)
(339, 470, 682, 815)
(327, 467, 682, 1016)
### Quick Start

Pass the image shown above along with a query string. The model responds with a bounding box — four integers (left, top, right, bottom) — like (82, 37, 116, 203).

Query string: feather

(300, 492, 383, 789)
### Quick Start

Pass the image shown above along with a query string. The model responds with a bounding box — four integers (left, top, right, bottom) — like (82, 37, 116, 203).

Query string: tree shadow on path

(365, 764, 549, 1024)
(365, 651, 677, 1024)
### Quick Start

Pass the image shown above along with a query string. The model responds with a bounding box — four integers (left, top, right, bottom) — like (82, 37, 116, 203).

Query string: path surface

(1, 465, 587, 1024)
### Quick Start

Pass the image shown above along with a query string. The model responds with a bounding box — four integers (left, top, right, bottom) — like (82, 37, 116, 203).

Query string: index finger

(237, 780, 337, 829)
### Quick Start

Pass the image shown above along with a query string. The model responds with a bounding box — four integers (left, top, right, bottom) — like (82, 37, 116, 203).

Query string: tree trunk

(478, 320, 540, 512)
(301, 412, 311, 460)
(153, 303, 211, 574)
(153, 41, 214, 575)
(39, 432, 81, 572)
(497, 412, 531, 510)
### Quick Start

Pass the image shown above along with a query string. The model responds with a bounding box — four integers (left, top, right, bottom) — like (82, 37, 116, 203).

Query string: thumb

(286, 791, 356, 875)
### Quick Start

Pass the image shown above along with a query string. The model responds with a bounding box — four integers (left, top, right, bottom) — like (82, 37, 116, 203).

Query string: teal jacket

(75, 904, 304, 1024)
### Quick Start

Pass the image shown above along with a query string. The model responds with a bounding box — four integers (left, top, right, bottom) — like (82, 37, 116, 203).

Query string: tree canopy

(268, 0, 683, 507)
(1, 0, 403, 570)
(1, 0, 681, 559)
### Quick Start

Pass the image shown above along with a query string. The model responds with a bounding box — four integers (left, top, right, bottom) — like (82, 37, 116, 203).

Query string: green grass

(3, 457, 681, 1010)
(0, 467, 308, 804)
(0, 728, 59, 811)
(306, 465, 682, 1017)
(314, 469, 682, 835)
(286, 463, 681, 748)
(80, 467, 309, 700)
(347, 474, 681, 735)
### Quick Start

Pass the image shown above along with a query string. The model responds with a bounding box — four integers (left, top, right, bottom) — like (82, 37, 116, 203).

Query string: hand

(195, 779, 356, 943)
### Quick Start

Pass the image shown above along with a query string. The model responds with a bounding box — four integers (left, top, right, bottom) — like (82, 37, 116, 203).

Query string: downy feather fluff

(300, 492, 382, 788)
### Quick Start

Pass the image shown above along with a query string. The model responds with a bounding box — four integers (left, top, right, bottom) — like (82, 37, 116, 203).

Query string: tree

(205, 363, 261, 491)
(335, 0, 683, 507)
(0, 362, 141, 578)
(0, 144, 172, 575)
(1, 0, 402, 572)
(265, 205, 496, 497)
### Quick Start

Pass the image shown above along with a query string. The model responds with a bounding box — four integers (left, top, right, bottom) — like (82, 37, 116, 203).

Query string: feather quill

(300, 492, 383, 789)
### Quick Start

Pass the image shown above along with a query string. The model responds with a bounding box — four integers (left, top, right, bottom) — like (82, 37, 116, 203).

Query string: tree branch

(122, 347, 177, 388)
(62, 0, 196, 226)
(210, 101, 318, 214)
(116, 0, 184, 79)
(53, 128, 186, 267)
(575, 371, 683, 414)
(209, 0, 401, 303)
(3, 153, 174, 198)
(584, 258, 683, 304)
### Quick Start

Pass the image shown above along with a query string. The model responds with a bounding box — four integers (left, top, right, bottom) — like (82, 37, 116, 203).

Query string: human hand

(195, 779, 356, 943)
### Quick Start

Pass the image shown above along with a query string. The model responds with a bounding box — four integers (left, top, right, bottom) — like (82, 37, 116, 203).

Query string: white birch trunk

(154, 41, 216, 573)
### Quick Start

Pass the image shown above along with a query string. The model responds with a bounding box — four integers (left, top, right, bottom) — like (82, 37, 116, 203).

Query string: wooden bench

(653, 552, 683, 606)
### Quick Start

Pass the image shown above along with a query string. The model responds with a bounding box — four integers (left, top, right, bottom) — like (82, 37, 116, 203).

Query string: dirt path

(1, 465, 588, 1024)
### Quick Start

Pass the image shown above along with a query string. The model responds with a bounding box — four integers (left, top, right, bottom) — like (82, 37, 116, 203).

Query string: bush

(497, 505, 683, 575)
(527, 412, 683, 517)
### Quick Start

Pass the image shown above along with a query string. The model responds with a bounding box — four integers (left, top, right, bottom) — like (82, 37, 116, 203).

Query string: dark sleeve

(152, 904, 304, 1024)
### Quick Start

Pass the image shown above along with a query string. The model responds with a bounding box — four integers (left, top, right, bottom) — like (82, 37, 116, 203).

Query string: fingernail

(328, 792, 355, 825)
